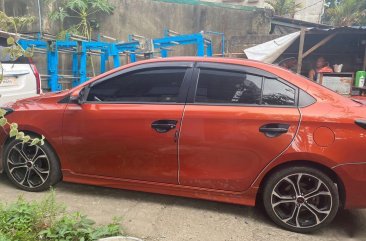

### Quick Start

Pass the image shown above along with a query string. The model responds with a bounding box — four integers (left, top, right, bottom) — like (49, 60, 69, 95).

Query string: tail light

(28, 58, 42, 94)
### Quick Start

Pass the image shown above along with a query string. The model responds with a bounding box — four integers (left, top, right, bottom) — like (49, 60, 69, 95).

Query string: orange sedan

(1, 57, 366, 233)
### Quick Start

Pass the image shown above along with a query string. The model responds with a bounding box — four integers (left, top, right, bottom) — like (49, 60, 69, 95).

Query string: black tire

(3, 137, 61, 192)
(262, 166, 339, 233)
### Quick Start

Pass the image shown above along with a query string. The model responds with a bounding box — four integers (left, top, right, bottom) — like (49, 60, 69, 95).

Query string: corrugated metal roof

(272, 15, 332, 29)
(349, 26, 366, 30)
(272, 15, 366, 32)
(153, 0, 258, 11)
(308, 26, 366, 33)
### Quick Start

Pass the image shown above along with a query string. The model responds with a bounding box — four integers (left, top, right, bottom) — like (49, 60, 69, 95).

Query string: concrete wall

(98, 0, 271, 54)
(1, 0, 276, 89)
(202, 0, 265, 8)
(1, 0, 272, 52)
(294, 0, 325, 24)
(201, 0, 326, 23)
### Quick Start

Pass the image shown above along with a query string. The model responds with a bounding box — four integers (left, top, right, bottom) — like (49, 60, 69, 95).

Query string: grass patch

(0, 191, 122, 241)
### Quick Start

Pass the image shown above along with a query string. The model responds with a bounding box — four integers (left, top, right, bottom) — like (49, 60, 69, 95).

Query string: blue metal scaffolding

(17, 30, 224, 92)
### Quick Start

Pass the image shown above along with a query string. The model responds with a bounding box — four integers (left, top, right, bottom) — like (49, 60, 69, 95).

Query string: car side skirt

(62, 169, 258, 206)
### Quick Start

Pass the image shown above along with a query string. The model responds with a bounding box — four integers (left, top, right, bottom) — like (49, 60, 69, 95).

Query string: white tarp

(244, 31, 301, 64)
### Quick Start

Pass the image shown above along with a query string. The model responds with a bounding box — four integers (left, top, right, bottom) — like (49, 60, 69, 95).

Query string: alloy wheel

(271, 173, 333, 229)
(6, 142, 50, 188)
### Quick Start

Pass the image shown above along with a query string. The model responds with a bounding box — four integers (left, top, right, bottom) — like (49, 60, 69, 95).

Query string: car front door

(62, 62, 193, 184)
(179, 63, 301, 192)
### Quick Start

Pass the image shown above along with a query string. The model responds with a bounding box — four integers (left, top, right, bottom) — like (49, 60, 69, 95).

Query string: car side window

(195, 69, 262, 104)
(262, 78, 296, 106)
(87, 68, 187, 103)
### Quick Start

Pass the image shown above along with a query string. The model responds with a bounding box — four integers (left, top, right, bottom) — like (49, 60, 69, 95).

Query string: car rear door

(178, 62, 301, 192)
(62, 62, 193, 184)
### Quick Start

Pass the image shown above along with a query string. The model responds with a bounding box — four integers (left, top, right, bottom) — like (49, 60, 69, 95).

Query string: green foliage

(45, 0, 115, 39)
(0, 11, 34, 82)
(0, 191, 122, 241)
(49, 7, 69, 30)
(265, 0, 302, 18)
(0, 233, 9, 241)
(0, 192, 62, 240)
(0, 11, 35, 33)
(40, 214, 122, 241)
(323, 0, 366, 26)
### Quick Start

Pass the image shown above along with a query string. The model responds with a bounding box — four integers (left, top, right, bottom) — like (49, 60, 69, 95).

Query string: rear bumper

(333, 163, 366, 209)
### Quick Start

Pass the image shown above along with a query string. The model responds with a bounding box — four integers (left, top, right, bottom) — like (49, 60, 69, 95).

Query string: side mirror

(70, 89, 84, 105)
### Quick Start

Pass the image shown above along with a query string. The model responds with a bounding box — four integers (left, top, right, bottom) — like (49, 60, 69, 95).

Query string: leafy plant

(45, 0, 115, 39)
(0, 11, 35, 83)
(0, 191, 122, 241)
(0, 192, 59, 240)
(40, 213, 121, 241)
(265, 0, 302, 18)
(0, 109, 45, 145)
(0, 11, 35, 33)
(323, 0, 366, 26)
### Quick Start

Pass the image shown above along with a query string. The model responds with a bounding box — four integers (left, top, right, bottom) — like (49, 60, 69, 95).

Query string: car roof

(130, 56, 277, 71)
(91, 56, 310, 89)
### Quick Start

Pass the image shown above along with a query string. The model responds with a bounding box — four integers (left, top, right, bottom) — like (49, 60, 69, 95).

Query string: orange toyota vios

(1, 57, 366, 233)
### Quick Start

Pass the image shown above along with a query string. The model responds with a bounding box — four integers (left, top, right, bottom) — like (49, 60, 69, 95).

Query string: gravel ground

(0, 174, 365, 241)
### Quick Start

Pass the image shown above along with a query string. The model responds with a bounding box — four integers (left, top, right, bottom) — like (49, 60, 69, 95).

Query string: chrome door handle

(259, 123, 290, 138)
(151, 120, 177, 133)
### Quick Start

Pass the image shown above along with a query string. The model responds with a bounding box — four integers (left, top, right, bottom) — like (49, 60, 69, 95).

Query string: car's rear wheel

(3, 138, 61, 192)
(263, 166, 339, 233)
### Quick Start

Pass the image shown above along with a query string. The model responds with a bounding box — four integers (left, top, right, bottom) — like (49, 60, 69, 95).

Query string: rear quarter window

(262, 78, 296, 106)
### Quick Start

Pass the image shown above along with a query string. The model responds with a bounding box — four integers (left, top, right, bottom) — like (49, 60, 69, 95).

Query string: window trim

(83, 62, 194, 105)
(189, 63, 299, 108)
(195, 62, 278, 79)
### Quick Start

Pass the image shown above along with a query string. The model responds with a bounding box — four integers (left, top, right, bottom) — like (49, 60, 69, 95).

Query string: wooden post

(297, 28, 306, 74)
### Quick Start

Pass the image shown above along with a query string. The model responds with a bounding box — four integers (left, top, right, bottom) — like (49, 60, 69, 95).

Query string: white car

(0, 56, 41, 106)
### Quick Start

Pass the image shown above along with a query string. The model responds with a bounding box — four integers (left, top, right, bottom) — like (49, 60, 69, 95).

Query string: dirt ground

(0, 174, 365, 241)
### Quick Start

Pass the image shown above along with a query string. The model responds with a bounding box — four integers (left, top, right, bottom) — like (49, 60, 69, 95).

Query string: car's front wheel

(3, 138, 61, 192)
(263, 166, 339, 233)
